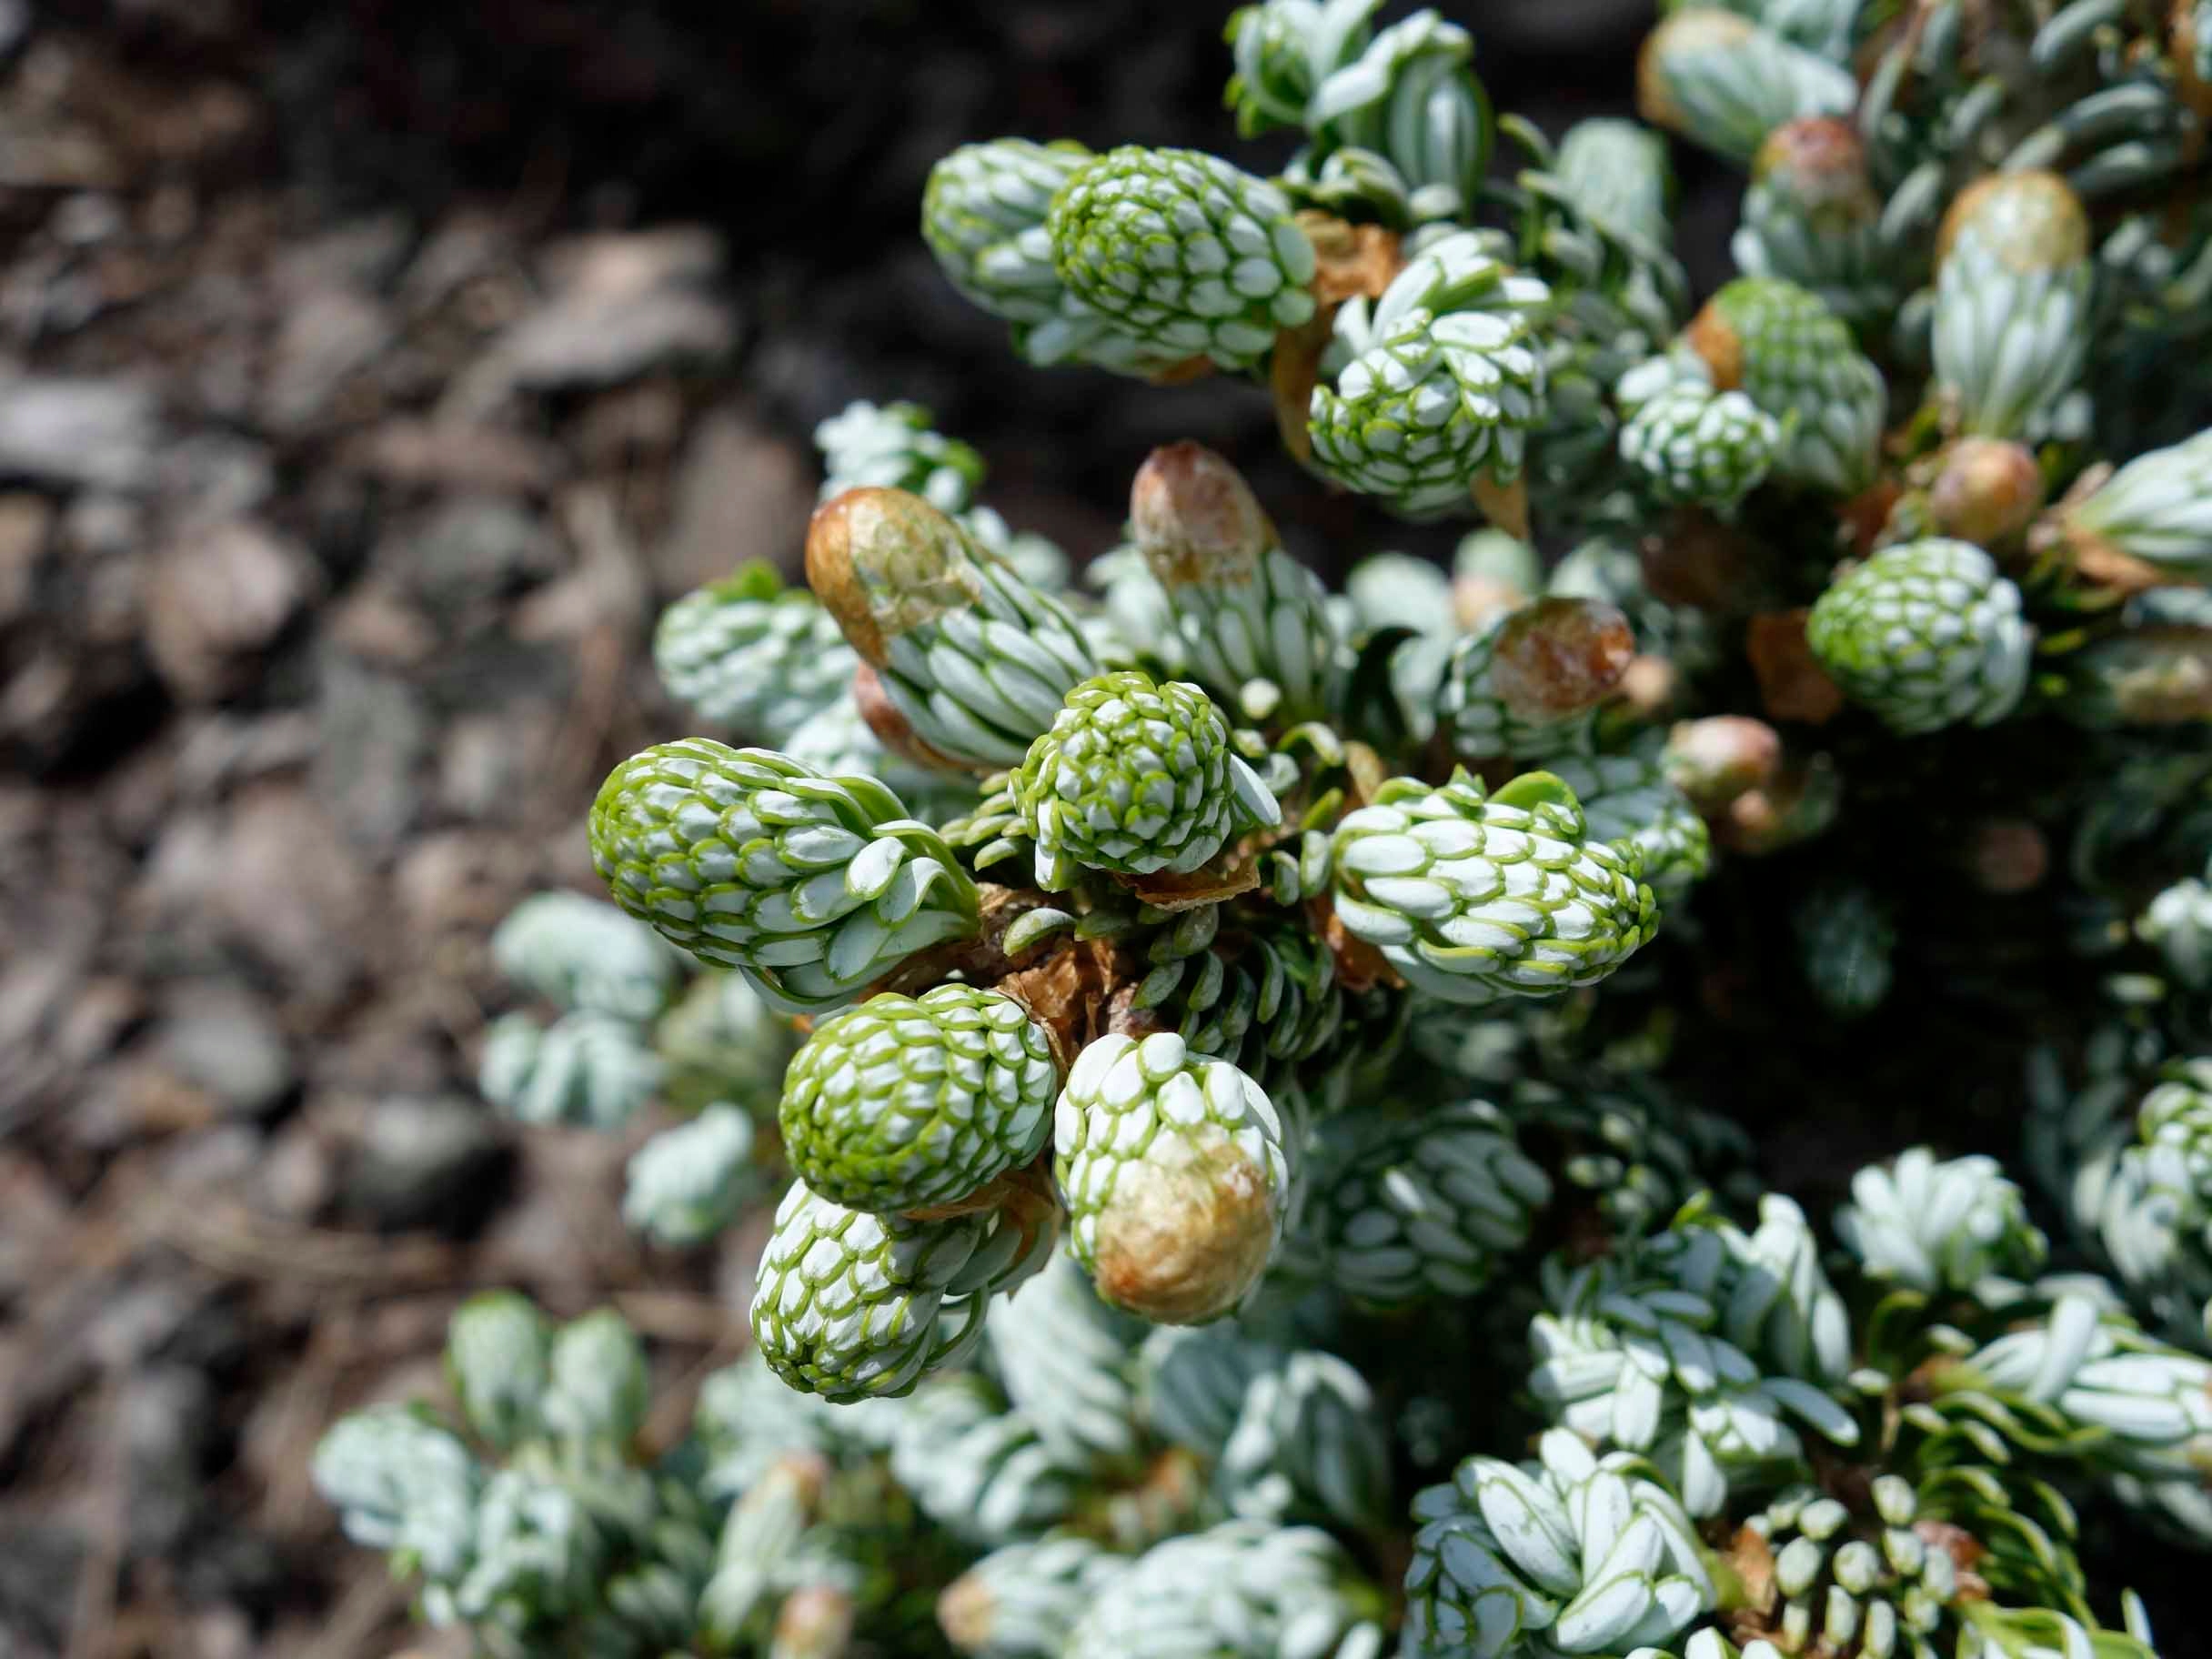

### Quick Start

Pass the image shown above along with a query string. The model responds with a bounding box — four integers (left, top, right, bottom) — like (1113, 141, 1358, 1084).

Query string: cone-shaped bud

(1316, 1101, 1553, 1305)
(1806, 540, 2033, 735)
(2065, 427, 2212, 582)
(588, 739, 980, 1014)
(1663, 715, 1782, 810)
(750, 1178, 1053, 1401)
(1545, 735, 1714, 899)
(923, 138, 1094, 326)
(1685, 277, 1885, 496)
(1731, 117, 1893, 327)
(2058, 625, 2212, 728)
(779, 985, 1059, 1214)
(1330, 769, 1659, 1004)
(1011, 669, 1280, 890)
(1925, 437, 2046, 548)
(1619, 380, 1781, 508)
(1439, 596, 1635, 761)
(806, 488, 1101, 769)
(1933, 172, 2093, 440)
(922, 138, 1183, 374)
(1307, 231, 1552, 518)
(653, 564, 858, 746)
(1046, 146, 1317, 372)
(1403, 1428, 1713, 1658)
(1129, 443, 1340, 716)
(1054, 1032, 1291, 1325)
(1635, 10, 1855, 164)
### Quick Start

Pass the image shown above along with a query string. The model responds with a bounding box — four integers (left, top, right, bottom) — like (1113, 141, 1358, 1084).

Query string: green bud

(1685, 277, 1885, 496)
(1438, 597, 1636, 762)
(1308, 230, 1552, 518)
(750, 1179, 1053, 1401)
(1330, 769, 1658, 1004)
(588, 739, 980, 1014)
(1012, 669, 1280, 890)
(1933, 171, 2093, 441)
(779, 985, 1059, 1214)
(1805, 539, 2034, 735)
(1047, 146, 1318, 372)
(923, 137, 1095, 327)
(1619, 379, 1780, 508)
(1732, 117, 1893, 327)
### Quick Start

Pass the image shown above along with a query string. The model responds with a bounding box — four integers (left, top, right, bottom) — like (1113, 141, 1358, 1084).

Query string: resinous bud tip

(1130, 441, 1274, 588)
(1965, 819, 2050, 894)
(1664, 715, 1783, 809)
(1936, 170, 2090, 273)
(1489, 596, 1636, 720)
(1088, 1133, 1278, 1325)
(1928, 438, 2046, 548)
(805, 486, 977, 665)
(1755, 116, 1875, 211)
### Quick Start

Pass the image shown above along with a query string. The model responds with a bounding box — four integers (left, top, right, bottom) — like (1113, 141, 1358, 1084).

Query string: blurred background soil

(0, 4, 1759, 1655)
